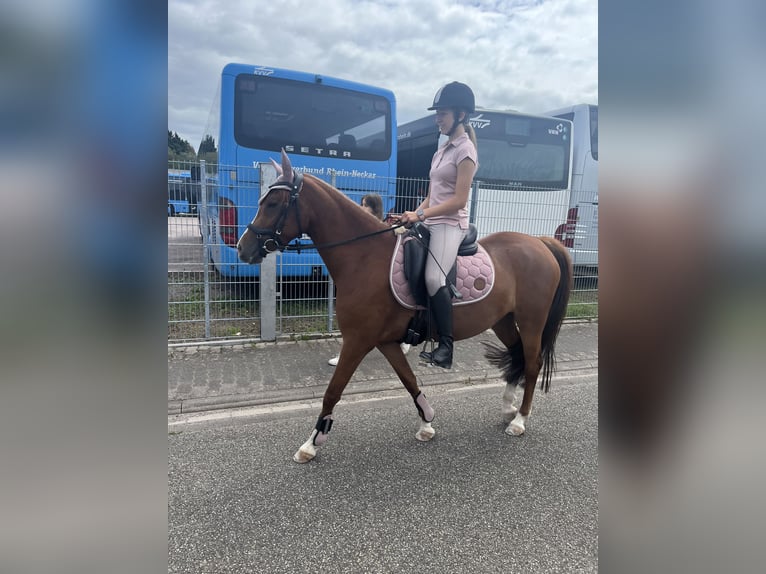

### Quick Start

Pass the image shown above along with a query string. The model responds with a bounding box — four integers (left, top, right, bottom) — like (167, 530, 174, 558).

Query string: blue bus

(200, 63, 397, 278)
(167, 168, 193, 216)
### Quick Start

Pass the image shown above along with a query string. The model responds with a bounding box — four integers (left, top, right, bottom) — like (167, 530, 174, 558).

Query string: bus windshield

(470, 113, 570, 189)
(234, 75, 392, 161)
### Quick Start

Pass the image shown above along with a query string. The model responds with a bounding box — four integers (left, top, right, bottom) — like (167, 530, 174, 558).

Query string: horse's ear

(280, 148, 294, 182)
(270, 158, 283, 177)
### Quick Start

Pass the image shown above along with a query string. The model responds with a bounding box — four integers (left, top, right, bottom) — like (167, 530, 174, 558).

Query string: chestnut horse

(238, 151, 573, 463)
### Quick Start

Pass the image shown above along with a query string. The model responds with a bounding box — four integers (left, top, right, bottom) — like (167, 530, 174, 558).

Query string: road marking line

(445, 371, 596, 393)
(169, 373, 596, 429)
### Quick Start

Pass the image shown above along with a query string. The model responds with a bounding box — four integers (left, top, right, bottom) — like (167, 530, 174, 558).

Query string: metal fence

(168, 161, 598, 344)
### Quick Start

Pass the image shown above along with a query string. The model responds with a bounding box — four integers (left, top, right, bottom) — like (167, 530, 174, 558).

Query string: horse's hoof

(505, 422, 525, 436)
(415, 428, 435, 442)
(293, 446, 316, 463)
(416, 421, 435, 442)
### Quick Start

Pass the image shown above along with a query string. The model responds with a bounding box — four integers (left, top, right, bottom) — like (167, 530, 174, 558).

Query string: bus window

(234, 75, 391, 161)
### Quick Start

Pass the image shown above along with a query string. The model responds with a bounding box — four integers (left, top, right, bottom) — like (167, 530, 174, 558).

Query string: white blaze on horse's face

(236, 204, 265, 254)
(235, 214, 256, 253)
(236, 150, 298, 263)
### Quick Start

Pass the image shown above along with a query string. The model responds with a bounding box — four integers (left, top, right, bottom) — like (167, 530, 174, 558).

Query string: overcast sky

(169, 0, 597, 148)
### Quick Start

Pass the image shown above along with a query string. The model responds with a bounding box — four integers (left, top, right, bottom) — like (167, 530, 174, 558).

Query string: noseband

(246, 172, 305, 256)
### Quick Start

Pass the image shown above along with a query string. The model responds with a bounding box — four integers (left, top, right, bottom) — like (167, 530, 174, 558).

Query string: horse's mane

(303, 173, 389, 231)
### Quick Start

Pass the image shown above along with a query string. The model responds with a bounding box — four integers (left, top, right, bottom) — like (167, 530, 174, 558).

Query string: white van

(542, 104, 598, 273)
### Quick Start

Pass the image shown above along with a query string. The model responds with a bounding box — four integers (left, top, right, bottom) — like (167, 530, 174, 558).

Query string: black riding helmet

(427, 82, 475, 113)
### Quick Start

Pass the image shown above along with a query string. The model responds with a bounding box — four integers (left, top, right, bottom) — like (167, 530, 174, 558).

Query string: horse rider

(400, 81, 478, 369)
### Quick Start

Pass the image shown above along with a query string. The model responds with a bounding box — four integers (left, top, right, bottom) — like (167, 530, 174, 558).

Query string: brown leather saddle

(403, 222, 479, 307)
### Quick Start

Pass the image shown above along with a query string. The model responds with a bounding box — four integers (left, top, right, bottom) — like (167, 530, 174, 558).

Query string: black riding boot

(420, 286, 454, 369)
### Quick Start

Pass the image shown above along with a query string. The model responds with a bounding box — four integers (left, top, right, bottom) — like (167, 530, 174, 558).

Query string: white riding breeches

(424, 223, 466, 296)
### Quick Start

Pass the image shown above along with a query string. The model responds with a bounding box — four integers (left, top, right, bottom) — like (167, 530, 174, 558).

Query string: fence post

(327, 169, 336, 333)
(259, 163, 278, 341)
(199, 160, 211, 339)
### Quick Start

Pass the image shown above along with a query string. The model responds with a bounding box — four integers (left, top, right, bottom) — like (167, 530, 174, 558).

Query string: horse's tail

(484, 237, 573, 393)
(538, 237, 574, 393)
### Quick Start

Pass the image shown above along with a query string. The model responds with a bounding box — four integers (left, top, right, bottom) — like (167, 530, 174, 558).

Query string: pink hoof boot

(414, 391, 434, 422)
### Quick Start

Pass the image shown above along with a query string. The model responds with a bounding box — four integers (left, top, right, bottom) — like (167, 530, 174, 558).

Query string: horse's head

(237, 149, 305, 264)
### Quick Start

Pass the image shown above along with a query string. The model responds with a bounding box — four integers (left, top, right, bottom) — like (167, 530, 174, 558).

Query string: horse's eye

(265, 201, 279, 209)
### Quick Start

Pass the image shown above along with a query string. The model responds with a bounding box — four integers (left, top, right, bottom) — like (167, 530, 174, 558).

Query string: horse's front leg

(377, 342, 436, 442)
(293, 343, 371, 463)
(294, 414, 334, 464)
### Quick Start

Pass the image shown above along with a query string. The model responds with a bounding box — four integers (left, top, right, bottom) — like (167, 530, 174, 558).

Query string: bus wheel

(168, 204, 175, 217)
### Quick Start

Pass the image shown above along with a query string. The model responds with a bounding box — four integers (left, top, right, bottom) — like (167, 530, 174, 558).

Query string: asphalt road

(168, 374, 598, 573)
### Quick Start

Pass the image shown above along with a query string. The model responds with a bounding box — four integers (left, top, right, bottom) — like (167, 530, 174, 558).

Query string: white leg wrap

(506, 412, 527, 436)
(415, 421, 435, 442)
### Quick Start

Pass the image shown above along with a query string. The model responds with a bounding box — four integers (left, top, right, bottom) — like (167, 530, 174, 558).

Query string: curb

(168, 357, 597, 416)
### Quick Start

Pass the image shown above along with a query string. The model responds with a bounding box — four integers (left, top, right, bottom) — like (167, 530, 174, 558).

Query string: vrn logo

(469, 114, 491, 129)
(253, 66, 275, 76)
(548, 123, 567, 135)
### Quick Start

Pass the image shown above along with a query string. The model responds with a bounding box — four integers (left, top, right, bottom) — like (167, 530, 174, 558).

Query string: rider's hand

(400, 211, 418, 225)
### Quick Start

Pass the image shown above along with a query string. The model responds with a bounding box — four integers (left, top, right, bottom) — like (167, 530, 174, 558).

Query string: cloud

(169, 0, 597, 146)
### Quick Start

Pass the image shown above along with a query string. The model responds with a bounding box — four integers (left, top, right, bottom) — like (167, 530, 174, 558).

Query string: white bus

(543, 104, 598, 272)
(397, 108, 574, 243)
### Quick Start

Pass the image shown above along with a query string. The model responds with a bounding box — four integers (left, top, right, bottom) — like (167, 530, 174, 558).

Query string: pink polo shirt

(427, 132, 477, 229)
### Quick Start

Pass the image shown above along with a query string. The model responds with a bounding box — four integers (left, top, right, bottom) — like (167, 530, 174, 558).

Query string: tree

(167, 130, 195, 161)
(197, 134, 218, 166)
(198, 134, 216, 155)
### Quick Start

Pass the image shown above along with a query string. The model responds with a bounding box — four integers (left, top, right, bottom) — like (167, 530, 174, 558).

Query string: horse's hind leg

(501, 384, 522, 423)
(490, 315, 523, 424)
(491, 313, 544, 436)
(377, 342, 436, 442)
(508, 319, 545, 436)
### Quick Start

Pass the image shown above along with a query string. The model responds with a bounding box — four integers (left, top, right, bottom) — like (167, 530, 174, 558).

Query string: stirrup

(419, 340, 433, 362)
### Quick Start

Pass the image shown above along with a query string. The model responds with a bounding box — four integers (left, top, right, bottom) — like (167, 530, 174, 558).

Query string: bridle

(244, 170, 406, 257)
(245, 172, 305, 257)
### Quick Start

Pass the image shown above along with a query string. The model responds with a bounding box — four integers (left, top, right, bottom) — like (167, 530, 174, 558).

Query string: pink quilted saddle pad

(389, 234, 495, 310)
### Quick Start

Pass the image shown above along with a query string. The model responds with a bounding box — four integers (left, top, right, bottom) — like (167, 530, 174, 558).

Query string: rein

(284, 223, 406, 252)
(247, 172, 405, 255)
